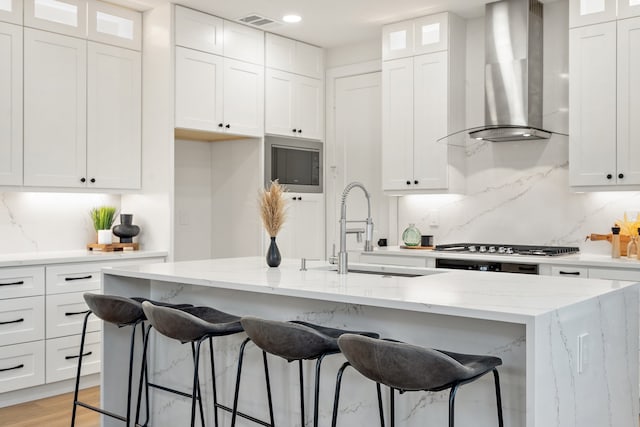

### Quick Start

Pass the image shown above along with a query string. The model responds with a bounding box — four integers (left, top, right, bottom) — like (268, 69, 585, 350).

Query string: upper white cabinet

(570, 0, 640, 27)
(175, 46, 264, 137)
(88, 0, 141, 51)
(569, 17, 640, 187)
(24, 0, 87, 38)
(383, 12, 450, 60)
(24, 28, 87, 188)
(381, 12, 465, 193)
(265, 33, 323, 79)
(0, 22, 22, 186)
(87, 42, 141, 189)
(0, 0, 22, 25)
(175, 5, 263, 65)
(265, 68, 323, 140)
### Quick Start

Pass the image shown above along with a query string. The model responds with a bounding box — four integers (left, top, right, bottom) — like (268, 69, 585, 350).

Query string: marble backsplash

(0, 192, 120, 254)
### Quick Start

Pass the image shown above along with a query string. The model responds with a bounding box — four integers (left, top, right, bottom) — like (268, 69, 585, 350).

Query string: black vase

(266, 237, 281, 267)
(113, 214, 140, 243)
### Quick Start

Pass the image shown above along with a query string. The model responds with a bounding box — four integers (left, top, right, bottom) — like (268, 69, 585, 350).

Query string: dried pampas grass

(260, 180, 287, 237)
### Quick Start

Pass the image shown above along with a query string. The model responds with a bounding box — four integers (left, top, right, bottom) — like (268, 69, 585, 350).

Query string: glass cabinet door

(0, 0, 23, 25)
(24, 0, 87, 37)
(382, 20, 414, 61)
(88, 0, 141, 51)
(413, 13, 449, 55)
(569, 0, 617, 28)
(620, 0, 640, 19)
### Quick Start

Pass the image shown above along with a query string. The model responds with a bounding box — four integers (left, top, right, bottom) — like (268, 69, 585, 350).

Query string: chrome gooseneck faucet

(338, 182, 374, 274)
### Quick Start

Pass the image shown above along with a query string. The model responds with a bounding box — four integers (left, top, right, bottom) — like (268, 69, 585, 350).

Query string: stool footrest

(216, 403, 273, 427)
(75, 401, 127, 422)
(148, 382, 193, 399)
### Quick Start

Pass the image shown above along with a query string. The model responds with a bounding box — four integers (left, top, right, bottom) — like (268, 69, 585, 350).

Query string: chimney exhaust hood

(468, 0, 555, 143)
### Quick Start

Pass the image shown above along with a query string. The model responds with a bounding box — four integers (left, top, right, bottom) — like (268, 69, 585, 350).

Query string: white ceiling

(107, 0, 490, 48)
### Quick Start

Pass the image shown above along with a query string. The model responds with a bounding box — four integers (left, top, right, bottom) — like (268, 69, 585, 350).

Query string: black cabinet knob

(619, 173, 624, 179)
(297, 129, 302, 134)
(225, 124, 230, 129)
(90, 178, 96, 183)
(292, 128, 297, 133)
(218, 123, 223, 128)
(298, 196, 302, 200)
(606, 174, 613, 179)
(80, 177, 86, 183)
(414, 180, 419, 184)
(406, 180, 411, 185)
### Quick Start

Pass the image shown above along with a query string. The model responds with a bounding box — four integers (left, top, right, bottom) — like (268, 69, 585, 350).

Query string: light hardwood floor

(0, 387, 100, 427)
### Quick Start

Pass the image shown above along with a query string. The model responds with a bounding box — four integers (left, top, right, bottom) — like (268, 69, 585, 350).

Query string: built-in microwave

(265, 136, 323, 193)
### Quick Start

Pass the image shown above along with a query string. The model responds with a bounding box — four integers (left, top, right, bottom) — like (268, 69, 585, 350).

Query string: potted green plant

(90, 206, 118, 244)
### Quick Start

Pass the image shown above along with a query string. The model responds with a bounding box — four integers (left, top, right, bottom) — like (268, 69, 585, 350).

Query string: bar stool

(231, 316, 380, 427)
(71, 294, 190, 427)
(331, 334, 504, 427)
(141, 301, 246, 427)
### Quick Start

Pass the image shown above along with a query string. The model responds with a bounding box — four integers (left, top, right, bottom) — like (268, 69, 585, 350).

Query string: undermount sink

(346, 269, 425, 277)
(314, 262, 442, 278)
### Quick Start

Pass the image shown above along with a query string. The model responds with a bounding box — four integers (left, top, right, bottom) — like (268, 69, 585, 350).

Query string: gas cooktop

(434, 243, 580, 257)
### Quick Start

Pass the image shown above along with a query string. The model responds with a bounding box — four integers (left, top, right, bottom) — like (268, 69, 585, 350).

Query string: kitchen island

(101, 257, 638, 427)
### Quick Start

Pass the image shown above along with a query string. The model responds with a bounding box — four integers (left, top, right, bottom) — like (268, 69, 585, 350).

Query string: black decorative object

(266, 237, 281, 267)
(113, 214, 140, 243)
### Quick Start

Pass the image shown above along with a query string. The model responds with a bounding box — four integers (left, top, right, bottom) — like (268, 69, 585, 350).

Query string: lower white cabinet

(0, 341, 45, 394)
(46, 292, 100, 339)
(549, 265, 589, 278)
(0, 296, 45, 346)
(0, 266, 45, 299)
(275, 193, 324, 259)
(46, 332, 101, 383)
(46, 263, 105, 295)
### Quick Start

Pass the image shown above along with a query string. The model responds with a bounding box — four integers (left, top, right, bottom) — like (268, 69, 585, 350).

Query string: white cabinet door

(276, 193, 324, 259)
(569, 0, 617, 28)
(24, 28, 87, 188)
(87, 42, 141, 189)
(294, 41, 323, 79)
(174, 5, 223, 55)
(223, 20, 263, 65)
(617, 17, 640, 185)
(87, 0, 141, 51)
(295, 75, 323, 140)
(46, 332, 101, 383)
(619, 0, 640, 18)
(223, 58, 264, 137)
(0, 22, 21, 186)
(0, 296, 45, 346)
(0, 341, 45, 393)
(382, 57, 414, 191)
(413, 51, 448, 190)
(265, 33, 323, 79)
(569, 23, 617, 186)
(265, 68, 296, 137)
(24, 0, 87, 38)
(413, 13, 449, 55)
(382, 20, 414, 60)
(175, 46, 224, 132)
(0, 0, 22, 25)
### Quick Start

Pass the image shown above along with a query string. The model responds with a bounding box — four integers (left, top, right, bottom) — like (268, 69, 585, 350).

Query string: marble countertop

(103, 256, 637, 324)
(365, 246, 640, 269)
(0, 250, 168, 268)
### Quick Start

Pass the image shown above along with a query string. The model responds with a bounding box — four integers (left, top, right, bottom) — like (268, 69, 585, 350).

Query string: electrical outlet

(577, 333, 589, 374)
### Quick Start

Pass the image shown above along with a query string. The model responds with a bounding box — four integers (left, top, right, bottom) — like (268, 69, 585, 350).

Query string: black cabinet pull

(65, 310, 90, 316)
(297, 129, 302, 134)
(606, 174, 613, 179)
(90, 178, 96, 183)
(298, 196, 302, 200)
(0, 318, 24, 326)
(65, 351, 92, 360)
(0, 280, 24, 287)
(292, 128, 297, 133)
(225, 124, 230, 129)
(80, 177, 86, 183)
(518, 265, 537, 272)
(0, 364, 24, 373)
(65, 275, 92, 281)
(619, 173, 624, 179)
(414, 180, 418, 184)
(218, 123, 223, 127)
(559, 271, 581, 275)
(406, 180, 411, 185)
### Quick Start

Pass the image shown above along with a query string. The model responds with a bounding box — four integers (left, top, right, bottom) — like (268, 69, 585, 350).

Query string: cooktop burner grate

(434, 243, 580, 256)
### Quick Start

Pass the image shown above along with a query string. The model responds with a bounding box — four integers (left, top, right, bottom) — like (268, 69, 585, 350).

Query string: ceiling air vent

(237, 14, 281, 29)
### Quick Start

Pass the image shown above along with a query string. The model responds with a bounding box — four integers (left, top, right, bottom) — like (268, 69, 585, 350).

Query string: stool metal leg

(262, 351, 275, 427)
(135, 323, 153, 427)
(330, 362, 349, 427)
(209, 338, 219, 427)
(298, 359, 305, 427)
(390, 388, 395, 427)
(376, 383, 385, 427)
(493, 369, 504, 427)
(313, 354, 328, 427)
(448, 383, 460, 427)
(191, 340, 207, 427)
(231, 337, 250, 427)
(70, 311, 91, 427)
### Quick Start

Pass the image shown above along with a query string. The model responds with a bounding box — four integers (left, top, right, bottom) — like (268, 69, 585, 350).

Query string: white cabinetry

(0, 22, 22, 186)
(276, 193, 324, 259)
(570, 17, 640, 188)
(265, 33, 323, 79)
(0, 0, 22, 25)
(175, 5, 223, 55)
(88, 0, 141, 51)
(381, 12, 465, 193)
(570, 0, 640, 27)
(175, 46, 264, 137)
(265, 68, 323, 140)
(23, 28, 87, 188)
(382, 12, 451, 60)
(87, 42, 141, 189)
(24, 0, 87, 38)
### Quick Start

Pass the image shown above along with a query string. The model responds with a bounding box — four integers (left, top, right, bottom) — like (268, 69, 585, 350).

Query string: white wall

(325, 38, 382, 68)
(398, 0, 638, 254)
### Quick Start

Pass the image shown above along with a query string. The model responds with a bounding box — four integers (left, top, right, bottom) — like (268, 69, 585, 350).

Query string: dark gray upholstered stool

(231, 316, 380, 427)
(71, 294, 191, 427)
(140, 301, 245, 427)
(331, 334, 504, 427)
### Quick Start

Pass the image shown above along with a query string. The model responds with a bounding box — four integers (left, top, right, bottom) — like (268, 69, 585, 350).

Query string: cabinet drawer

(550, 265, 588, 278)
(0, 266, 45, 299)
(360, 254, 428, 267)
(46, 292, 101, 339)
(46, 332, 101, 383)
(46, 263, 104, 294)
(588, 268, 640, 281)
(0, 296, 45, 346)
(0, 341, 45, 393)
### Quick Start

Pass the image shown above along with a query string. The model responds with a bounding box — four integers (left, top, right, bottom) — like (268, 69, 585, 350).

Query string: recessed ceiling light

(282, 14, 301, 23)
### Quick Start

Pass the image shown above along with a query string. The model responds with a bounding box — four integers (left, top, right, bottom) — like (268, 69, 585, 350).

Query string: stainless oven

(435, 258, 539, 274)
(265, 136, 323, 193)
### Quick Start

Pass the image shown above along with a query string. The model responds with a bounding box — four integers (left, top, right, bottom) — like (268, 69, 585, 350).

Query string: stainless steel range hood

(468, 0, 552, 142)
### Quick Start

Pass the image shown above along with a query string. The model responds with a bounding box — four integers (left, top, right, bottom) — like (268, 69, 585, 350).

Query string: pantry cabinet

(569, 17, 640, 187)
(265, 68, 323, 140)
(0, 0, 22, 25)
(0, 22, 22, 186)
